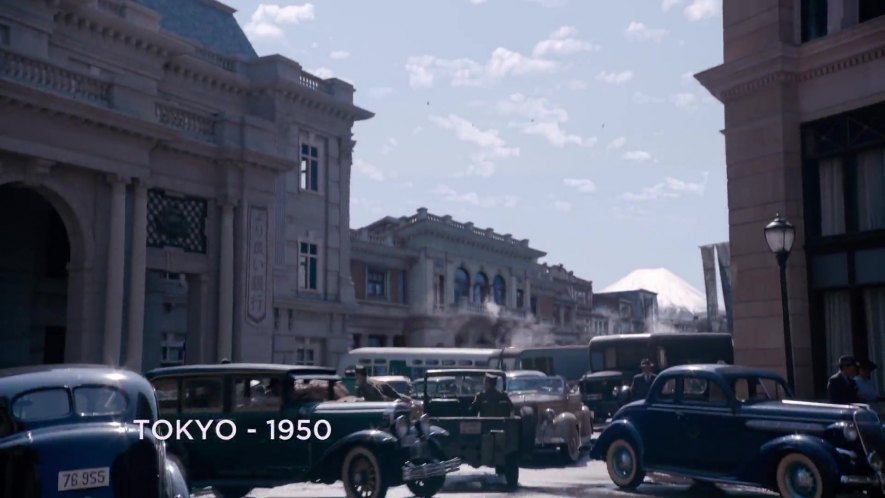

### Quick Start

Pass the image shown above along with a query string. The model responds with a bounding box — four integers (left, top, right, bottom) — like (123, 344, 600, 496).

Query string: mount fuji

(602, 268, 709, 315)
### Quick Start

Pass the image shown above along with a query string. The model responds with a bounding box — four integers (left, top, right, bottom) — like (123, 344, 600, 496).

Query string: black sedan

(590, 364, 884, 498)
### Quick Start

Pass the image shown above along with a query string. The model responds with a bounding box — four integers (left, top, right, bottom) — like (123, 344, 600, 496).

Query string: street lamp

(764, 213, 796, 392)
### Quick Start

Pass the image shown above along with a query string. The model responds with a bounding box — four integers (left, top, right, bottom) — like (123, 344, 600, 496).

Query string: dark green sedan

(145, 363, 459, 498)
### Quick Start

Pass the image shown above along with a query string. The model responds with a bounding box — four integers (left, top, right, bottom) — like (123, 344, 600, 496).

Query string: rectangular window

(367, 335, 386, 347)
(296, 348, 315, 365)
(856, 147, 885, 232)
(300, 144, 320, 192)
(823, 290, 853, 374)
(160, 332, 186, 366)
(657, 378, 677, 403)
(860, 0, 885, 23)
(801, 0, 828, 42)
(352, 334, 361, 349)
(152, 378, 179, 415)
(181, 377, 223, 413)
(367, 268, 386, 298)
(288, 309, 294, 331)
(273, 308, 280, 330)
(516, 289, 524, 308)
(233, 376, 282, 411)
(299, 242, 318, 290)
(819, 157, 846, 235)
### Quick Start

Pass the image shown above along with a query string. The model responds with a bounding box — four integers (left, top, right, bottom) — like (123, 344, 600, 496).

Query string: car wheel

(775, 453, 833, 498)
(560, 425, 581, 464)
(503, 455, 519, 489)
(341, 446, 389, 498)
(605, 438, 645, 489)
(405, 458, 445, 498)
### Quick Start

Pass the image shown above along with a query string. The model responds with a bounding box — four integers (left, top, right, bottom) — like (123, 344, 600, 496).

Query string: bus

(581, 332, 734, 421)
(495, 345, 590, 383)
(335, 347, 502, 379)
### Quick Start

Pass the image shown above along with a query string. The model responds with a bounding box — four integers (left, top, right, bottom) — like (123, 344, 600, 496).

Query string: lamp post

(764, 213, 796, 392)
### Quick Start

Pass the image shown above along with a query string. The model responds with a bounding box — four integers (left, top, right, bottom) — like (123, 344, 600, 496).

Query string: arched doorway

(0, 184, 71, 367)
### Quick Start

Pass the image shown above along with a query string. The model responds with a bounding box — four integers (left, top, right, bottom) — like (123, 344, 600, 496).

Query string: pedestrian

(827, 355, 860, 404)
(855, 359, 879, 402)
(630, 359, 656, 401)
(353, 365, 385, 402)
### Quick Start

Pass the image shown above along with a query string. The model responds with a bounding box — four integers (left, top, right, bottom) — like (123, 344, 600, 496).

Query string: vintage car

(145, 363, 459, 498)
(579, 370, 628, 423)
(0, 365, 189, 498)
(591, 364, 885, 498)
(420, 369, 529, 489)
(506, 372, 594, 463)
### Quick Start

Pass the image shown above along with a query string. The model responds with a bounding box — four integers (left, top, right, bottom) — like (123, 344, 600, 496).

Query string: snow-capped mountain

(602, 268, 708, 314)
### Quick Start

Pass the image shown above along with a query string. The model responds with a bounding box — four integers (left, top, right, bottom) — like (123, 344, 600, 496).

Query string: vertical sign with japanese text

(247, 205, 268, 324)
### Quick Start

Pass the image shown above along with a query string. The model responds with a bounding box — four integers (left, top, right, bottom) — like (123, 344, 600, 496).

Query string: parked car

(0, 365, 189, 498)
(579, 370, 628, 423)
(420, 369, 528, 489)
(591, 364, 885, 498)
(145, 363, 459, 498)
(506, 372, 594, 463)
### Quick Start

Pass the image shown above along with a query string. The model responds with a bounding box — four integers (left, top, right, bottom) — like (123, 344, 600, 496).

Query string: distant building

(347, 208, 594, 350)
(590, 290, 658, 335)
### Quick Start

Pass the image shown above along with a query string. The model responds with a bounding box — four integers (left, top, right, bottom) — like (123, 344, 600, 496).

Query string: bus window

(458, 360, 472, 366)
(358, 359, 371, 364)
(475, 361, 488, 367)
(390, 360, 409, 376)
(501, 358, 517, 371)
(426, 360, 439, 366)
(590, 352, 604, 372)
(604, 348, 616, 370)
(373, 365, 388, 375)
(373, 359, 386, 364)
(412, 359, 423, 365)
(441, 360, 455, 366)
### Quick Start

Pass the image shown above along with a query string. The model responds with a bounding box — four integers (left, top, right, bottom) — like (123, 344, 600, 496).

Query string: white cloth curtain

(864, 288, 885, 392)
(819, 158, 846, 236)
(824, 290, 853, 372)
(857, 147, 885, 232)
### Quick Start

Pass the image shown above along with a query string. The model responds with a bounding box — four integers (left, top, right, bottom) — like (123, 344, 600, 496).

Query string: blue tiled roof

(132, 0, 257, 58)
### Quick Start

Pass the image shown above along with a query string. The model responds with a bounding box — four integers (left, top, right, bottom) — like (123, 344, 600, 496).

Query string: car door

(638, 376, 686, 467)
(678, 374, 739, 475)
(230, 374, 298, 479)
(177, 375, 237, 478)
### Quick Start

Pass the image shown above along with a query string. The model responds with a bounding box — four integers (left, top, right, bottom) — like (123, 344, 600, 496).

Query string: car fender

(577, 405, 594, 435)
(589, 419, 643, 462)
(745, 434, 840, 486)
(312, 429, 399, 480)
(551, 411, 578, 436)
(164, 459, 190, 498)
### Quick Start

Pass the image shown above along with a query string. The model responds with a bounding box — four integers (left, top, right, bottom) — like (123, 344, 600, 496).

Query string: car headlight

(828, 421, 859, 442)
(394, 415, 410, 438)
(544, 408, 555, 422)
(417, 414, 432, 436)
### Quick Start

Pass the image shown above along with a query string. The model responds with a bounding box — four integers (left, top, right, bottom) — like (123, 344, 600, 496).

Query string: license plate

(460, 421, 481, 435)
(57, 467, 110, 491)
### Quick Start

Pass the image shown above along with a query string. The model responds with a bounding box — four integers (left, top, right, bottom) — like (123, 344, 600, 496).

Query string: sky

(223, 0, 728, 293)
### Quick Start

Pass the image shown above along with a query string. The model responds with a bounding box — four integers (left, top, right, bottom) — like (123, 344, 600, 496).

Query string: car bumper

(402, 458, 461, 481)
(840, 473, 884, 492)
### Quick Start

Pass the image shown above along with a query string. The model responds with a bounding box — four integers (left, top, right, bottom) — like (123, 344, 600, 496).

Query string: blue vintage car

(0, 365, 189, 498)
(590, 364, 884, 498)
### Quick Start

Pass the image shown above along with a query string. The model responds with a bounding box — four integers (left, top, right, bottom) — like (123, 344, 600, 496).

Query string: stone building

(697, 0, 885, 396)
(347, 208, 595, 351)
(590, 290, 659, 336)
(0, 0, 370, 371)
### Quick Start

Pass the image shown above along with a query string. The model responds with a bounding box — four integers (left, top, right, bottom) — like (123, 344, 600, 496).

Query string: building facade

(0, 0, 370, 371)
(590, 290, 659, 336)
(347, 208, 595, 351)
(698, 0, 885, 396)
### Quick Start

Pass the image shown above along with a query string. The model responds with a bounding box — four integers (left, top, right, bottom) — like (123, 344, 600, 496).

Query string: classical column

(217, 199, 235, 361)
(125, 181, 148, 370)
(103, 175, 127, 366)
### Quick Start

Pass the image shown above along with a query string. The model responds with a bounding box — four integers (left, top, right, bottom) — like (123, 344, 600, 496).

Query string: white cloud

(622, 150, 653, 162)
(353, 158, 386, 181)
(612, 204, 651, 220)
(607, 137, 627, 149)
(684, 0, 721, 21)
(465, 158, 496, 177)
(412, 126, 423, 135)
(380, 137, 398, 155)
(566, 79, 588, 90)
(662, 0, 683, 11)
(633, 92, 664, 104)
(522, 122, 586, 147)
(405, 48, 558, 88)
(621, 174, 708, 201)
(330, 50, 350, 60)
(434, 184, 518, 208)
(554, 200, 573, 212)
(596, 70, 634, 85)
(670, 92, 698, 109)
(429, 114, 519, 158)
(681, 71, 696, 84)
(244, 3, 315, 39)
(495, 93, 569, 122)
(369, 87, 393, 99)
(532, 26, 601, 57)
(563, 178, 597, 193)
(624, 21, 668, 43)
(310, 67, 334, 79)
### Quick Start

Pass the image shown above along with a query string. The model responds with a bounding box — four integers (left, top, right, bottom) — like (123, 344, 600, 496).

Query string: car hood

(509, 393, 563, 408)
(740, 399, 858, 422)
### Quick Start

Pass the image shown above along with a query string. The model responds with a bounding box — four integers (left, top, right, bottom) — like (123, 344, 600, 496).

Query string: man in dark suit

(470, 373, 513, 417)
(630, 359, 656, 400)
(827, 355, 859, 405)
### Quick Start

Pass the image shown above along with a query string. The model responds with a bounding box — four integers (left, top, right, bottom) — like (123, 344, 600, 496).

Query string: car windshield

(12, 388, 71, 422)
(507, 377, 563, 394)
(73, 386, 128, 416)
(425, 375, 500, 397)
(731, 376, 791, 403)
(386, 381, 410, 395)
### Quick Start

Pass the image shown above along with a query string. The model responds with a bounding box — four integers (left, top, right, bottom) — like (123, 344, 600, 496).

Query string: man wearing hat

(855, 359, 879, 402)
(470, 373, 512, 417)
(827, 355, 860, 404)
(354, 365, 386, 402)
(630, 359, 656, 401)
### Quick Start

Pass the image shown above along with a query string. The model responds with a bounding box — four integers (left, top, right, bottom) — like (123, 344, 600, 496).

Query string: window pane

(819, 158, 845, 235)
(300, 160, 308, 190)
(181, 378, 223, 413)
(153, 378, 179, 415)
(658, 378, 676, 402)
(857, 148, 885, 231)
(12, 389, 70, 421)
(301, 144, 309, 155)
(233, 377, 282, 412)
(309, 258, 317, 289)
(74, 387, 128, 416)
(310, 161, 319, 191)
(823, 290, 853, 375)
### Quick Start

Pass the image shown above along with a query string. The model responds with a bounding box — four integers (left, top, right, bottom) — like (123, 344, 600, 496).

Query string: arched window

(454, 268, 470, 303)
(492, 275, 506, 305)
(473, 272, 489, 304)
